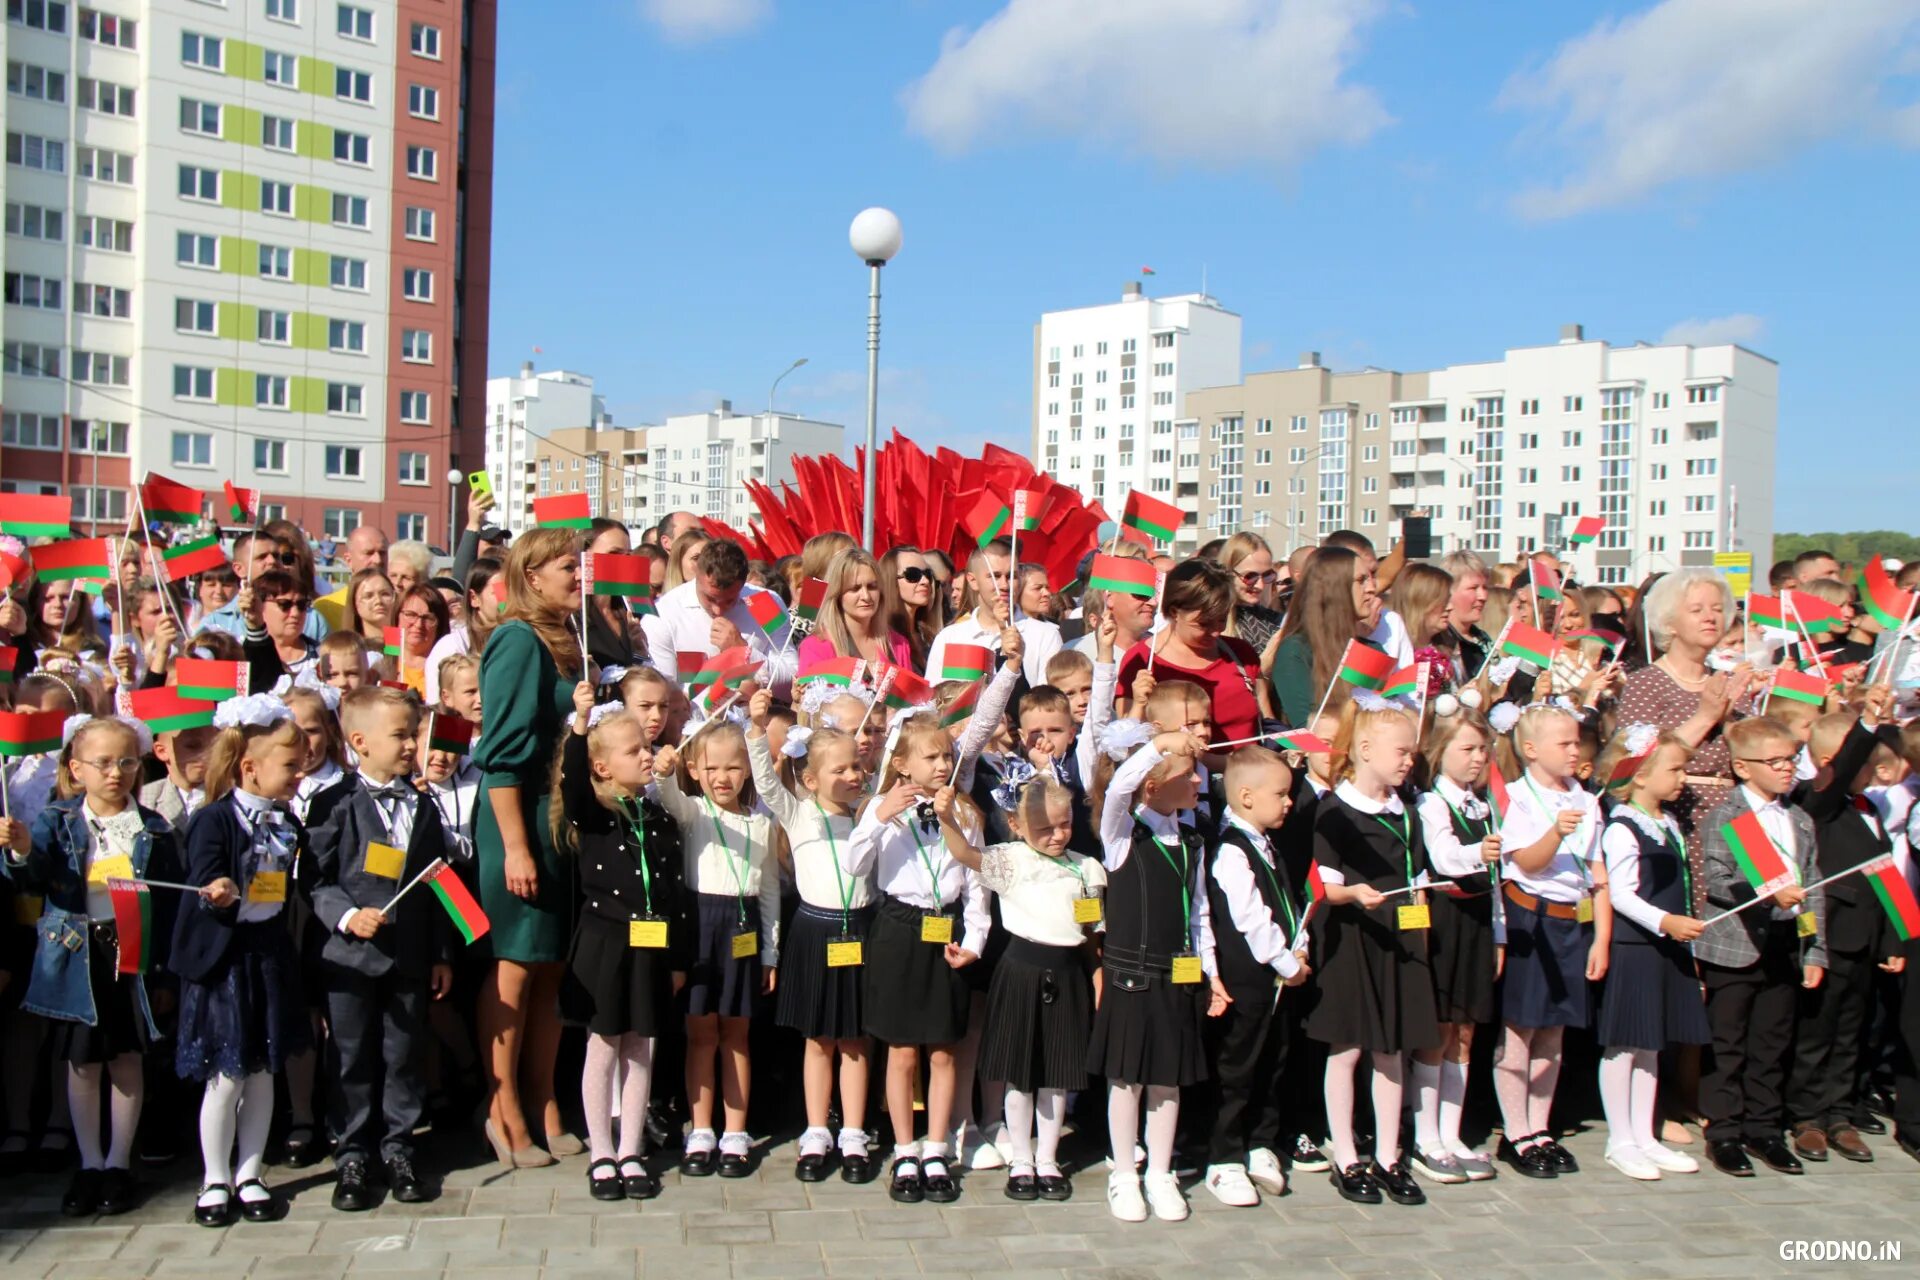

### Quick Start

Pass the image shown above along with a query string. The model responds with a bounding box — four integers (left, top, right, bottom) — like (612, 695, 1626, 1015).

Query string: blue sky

(486, 0, 1920, 532)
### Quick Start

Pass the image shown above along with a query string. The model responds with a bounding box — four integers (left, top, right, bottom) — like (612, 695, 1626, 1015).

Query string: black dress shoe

(1329, 1162, 1382, 1204)
(921, 1156, 959, 1203)
(888, 1156, 924, 1203)
(95, 1167, 136, 1216)
(681, 1148, 717, 1177)
(1004, 1171, 1039, 1201)
(193, 1184, 235, 1228)
(717, 1150, 752, 1179)
(795, 1152, 832, 1182)
(1497, 1136, 1557, 1179)
(644, 1102, 678, 1152)
(332, 1161, 376, 1212)
(62, 1168, 102, 1218)
(1537, 1137, 1579, 1174)
(1852, 1109, 1889, 1136)
(841, 1151, 876, 1184)
(1036, 1172, 1072, 1201)
(236, 1178, 283, 1222)
(1744, 1137, 1803, 1175)
(282, 1123, 326, 1169)
(1864, 1085, 1896, 1116)
(1895, 1131, 1920, 1165)
(587, 1158, 626, 1201)
(386, 1154, 432, 1203)
(1371, 1159, 1425, 1206)
(1708, 1140, 1754, 1177)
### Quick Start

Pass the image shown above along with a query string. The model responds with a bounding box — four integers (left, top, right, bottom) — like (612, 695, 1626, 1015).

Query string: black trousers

(1788, 949, 1874, 1131)
(1887, 942, 1920, 1138)
(1278, 990, 1327, 1144)
(1699, 926, 1799, 1144)
(1199, 982, 1290, 1166)
(326, 968, 429, 1165)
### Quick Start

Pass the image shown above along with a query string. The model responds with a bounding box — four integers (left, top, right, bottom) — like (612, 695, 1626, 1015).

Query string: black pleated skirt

(1596, 938, 1711, 1052)
(560, 912, 674, 1037)
(863, 896, 970, 1047)
(48, 928, 152, 1064)
(776, 902, 873, 1041)
(683, 893, 762, 1019)
(1429, 889, 1498, 1025)
(1085, 959, 1209, 1087)
(962, 892, 1010, 994)
(979, 938, 1092, 1092)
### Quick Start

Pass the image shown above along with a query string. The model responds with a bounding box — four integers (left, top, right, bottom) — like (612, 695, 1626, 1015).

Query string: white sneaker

(1203, 1164, 1260, 1207)
(1604, 1147, 1662, 1181)
(960, 1122, 1007, 1170)
(1143, 1171, 1189, 1222)
(1640, 1143, 1699, 1174)
(1246, 1147, 1288, 1195)
(1107, 1171, 1148, 1222)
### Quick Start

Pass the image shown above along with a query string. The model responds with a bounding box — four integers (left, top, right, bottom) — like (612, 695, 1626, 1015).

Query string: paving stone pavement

(3, 1122, 1917, 1279)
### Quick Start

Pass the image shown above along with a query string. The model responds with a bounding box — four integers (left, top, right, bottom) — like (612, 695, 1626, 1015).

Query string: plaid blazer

(1694, 786, 1826, 971)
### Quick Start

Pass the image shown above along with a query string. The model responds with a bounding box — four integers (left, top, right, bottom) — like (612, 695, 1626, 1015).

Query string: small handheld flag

(795, 656, 862, 688)
(1011, 488, 1048, 533)
(174, 658, 248, 702)
(941, 644, 993, 683)
(1857, 558, 1915, 632)
(127, 687, 219, 733)
(531, 493, 592, 530)
(1500, 621, 1560, 671)
(106, 880, 153, 975)
(427, 712, 475, 756)
(1487, 765, 1513, 828)
(581, 551, 653, 598)
(382, 627, 404, 659)
(962, 493, 1011, 548)
(1566, 516, 1605, 546)
(1381, 665, 1422, 700)
(423, 861, 490, 943)
(1121, 490, 1184, 545)
(1767, 666, 1829, 708)
(161, 535, 228, 582)
(795, 577, 830, 624)
(938, 678, 982, 727)
(1087, 554, 1157, 600)
(1864, 857, 1920, 942)
(0, 708, 66, 757)
(0, 493, 73, 539)
(1526, 556, 1563, 603)
(692, 646, 754, 691)
(223, 480, 259, 526)
(744, 590, 786, 639)
(676, 651, 709, 684)
(1334, 641, 1396, 691)
(140, 475, 205, 525)
(1722, 811, 1796, 898)
(878, 666, 932, 710)
(1274, 731, 1333, 754)
(0, 648, 16, 687)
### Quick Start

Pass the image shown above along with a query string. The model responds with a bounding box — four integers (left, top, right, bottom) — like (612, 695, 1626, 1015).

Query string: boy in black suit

(310, 687, 451, 1209)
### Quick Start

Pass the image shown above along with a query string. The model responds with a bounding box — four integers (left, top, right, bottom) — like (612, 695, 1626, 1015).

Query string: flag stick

(1785, 594, 1826, 678)
(854, 668, 894, 737)
(1703, 860, 1879, 926)
(1874, 591, 1919, 688)
(103, 876, 203, 893)
(1008, 495, 1021, 625)
(1307, 639, 1357, 735)
(704, 686, 747, 722)
(1471, 616, 1516, 685)
(379, 856, 448, 915)
(1, 759, 9, 819)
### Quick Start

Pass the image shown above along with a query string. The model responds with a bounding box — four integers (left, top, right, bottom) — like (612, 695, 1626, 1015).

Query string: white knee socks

(1411, 1058, 1442, 1155)
(1003, 1087, 1036, 1170)
(583, 1034, 619, 1165)
(1034, 1089, 1066, 1175)
(1324, 1046, 1361, 1170)
(105, 1056, 142, 1170)
(1143, 1085, 1179, 1177)
(1370, 1052, 1406, 1169)
(1107, 1083, 1141, 1172)
(1438, 1058, 1471, 1156)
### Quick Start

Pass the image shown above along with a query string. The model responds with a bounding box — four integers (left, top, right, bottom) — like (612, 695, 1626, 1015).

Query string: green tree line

(1774, 531, 1920, 566)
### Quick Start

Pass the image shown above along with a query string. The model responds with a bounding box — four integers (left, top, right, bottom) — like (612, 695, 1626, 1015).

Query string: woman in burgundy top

(1115, 558, 1265, 746)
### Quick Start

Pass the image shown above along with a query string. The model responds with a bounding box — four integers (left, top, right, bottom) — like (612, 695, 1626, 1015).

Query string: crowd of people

(2, 489, 1920, 1230)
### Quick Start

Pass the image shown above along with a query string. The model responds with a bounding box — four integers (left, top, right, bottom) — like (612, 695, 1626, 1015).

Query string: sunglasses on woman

(897, 567, 934, 584)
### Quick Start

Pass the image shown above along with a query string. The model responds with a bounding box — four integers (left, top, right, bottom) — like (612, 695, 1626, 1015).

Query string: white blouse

(746, 731, 872, 912)
(1212, 813, 1301, 979)
(1096, 743, 1217, 974)
(1499, 771, 1599, 904)
(655, 766, 781, 964)
(1602, 804, 1686, 939)
(976, 841, 1107, 948)
(848, 802, 990, 956)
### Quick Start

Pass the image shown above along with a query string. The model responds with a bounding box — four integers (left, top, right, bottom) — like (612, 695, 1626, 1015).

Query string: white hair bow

(1488, 702, 1522, 735)
(588, 702, 623, 729)
(1097, 719, 1155, 761)
(215, 693, 293, 731)
(781, 726, 814, 760)
(1622, 722, 1659, 756)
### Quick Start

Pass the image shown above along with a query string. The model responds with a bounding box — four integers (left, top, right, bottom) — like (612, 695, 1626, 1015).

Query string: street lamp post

(768, 357, 808, 417)
(445, 468, 463, 554)
(848, 208, 901, 552)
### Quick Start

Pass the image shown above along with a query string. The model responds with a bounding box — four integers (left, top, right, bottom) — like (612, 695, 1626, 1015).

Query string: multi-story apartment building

(0, 0, 496, 546)
(1032, 282, 1241, 555)
(644, 399, 843, 535)
(484, 364, 611, 533)
(1184, 325, 1778, 580)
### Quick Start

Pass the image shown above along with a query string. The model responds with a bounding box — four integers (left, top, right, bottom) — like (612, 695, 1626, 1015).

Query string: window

(336, 4, 372, 39)
(1650, 427, 1670, 445)
(1362, 477, 1379, 494)
(335, 66, 372, 104)
(1563, 395, 1583, 413)
(262, 51, 297, 88)
(327, 318, 366, 353)
(395, 513, 427, 542)
(1517, 432, 1539, 449)
(258, 244, 292, 281)
(1684, 457, 1718, 477)
(326, 383, 364, 416)
(1684, 494, 1717, 513)
(77, 77, 134, 116)
(398, 390, 430, 423)
(1517, 398, 1540, 416)
(178, 164, 220, 203)
(1686, 422, 1720, 442)
(1365, 413, 1380, 430)
(1684, 531, 1714, 550)
(398, 451, 429, 485)
(181, 31, 223, 71)
(1561, 466, 1582, 482)
(1288, 447, 1306, 464)
(73, 283, 130, 319)
(176, 232, 217, 269)
(78, 147, 132, 183)
(333, 129, 370, 165)
(261, 114, 294, 151)
(1649, 463, 1669, 481)
(180, 97, 220, 136)
(255, 374, 288, 409)
(329, 255, 368, 291)
(1651, 391, 1671, 410)
(324, 444, 363, 477)
(77, 215, 132, 252)
(76, 6, 129, 45)
(1648, 498, 1668, 516)
(7, 132, 65, 173)
(257, 309, 289, 343)
(1516, 467, 1538, 484)
(254, 439, 288, 472)
(172, 431, 214, 466)
(6, 203, 62, 241)
(401, 268, 432, 301)
(175, 298, 216, 334)
(407, 83, 437, 118)
(403, 206, 435, 241)
(2, 411, 60, 449)
(8, 61, 67, 102)
(266, 0, 296, 20)
(2, 341, 58, 378)
(1362, 445, 1379, 462)
(405, 145, 436, 179)
(400, 329, 431, 362)
(1561, 430, 1582, 447)
(260, 179, 293, 216)
(322, 508, 360, 538)
(70, 420, 127, 454)
(1686, 384, 1722, 404)
(4, 272, 60, 309)
(10, 1, 67, 33)
(321, 193, 367, 230)
(173, 367, 214, 401)
(410, 21, 440, 57)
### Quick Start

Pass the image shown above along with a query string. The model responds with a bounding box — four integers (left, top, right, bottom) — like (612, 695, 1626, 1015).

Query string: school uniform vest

(1206, 825, 1297, 992)
(1060, 753, 1099, 858)
(1439, 801, 1496, 897)
(1614, 815, 1687, 948)
(1105, 819, 1203, 973)
(968, 758, 1014, 848)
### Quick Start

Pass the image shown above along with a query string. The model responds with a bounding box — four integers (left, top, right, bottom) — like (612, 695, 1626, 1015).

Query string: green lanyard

(1371, 810, 1417, 888)
(815, 799, 854, 932)
(1632, 803, 1693, 912)
(907, 818, 948, 908)
(1146, 830, 1193, 938)
(1061, 852, 1091, 899)
(702, 794, 752, 926)
(620, 797, 654, 916)
(1524, 775, 1592, 884)
(1441, 793, 1488, 840)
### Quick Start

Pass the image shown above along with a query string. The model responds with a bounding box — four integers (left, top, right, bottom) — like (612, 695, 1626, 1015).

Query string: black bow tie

(367, 784, 415, 806)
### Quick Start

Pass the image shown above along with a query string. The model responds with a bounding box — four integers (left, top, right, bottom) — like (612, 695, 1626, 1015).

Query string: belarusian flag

(1303, 860, 1325, 909)
(1381, 665, 1422, 700)
(128, 687, 219, 733)
(744, 590, 785, 639)
(1768, 666, 1828, 707)
(174, 658, 248, 702)
(1011, 488, 1048, 532)
(1563, 628, 1625, 652)
(1864, 857, 1920, 943)
(0, 493, 72, 539)
(1334, 641, 1395, 691)
(1566, 516, 1605, 546)
(692, 646, 752, 691)
(427, 712, 474, 756)
(1603, 751, 1649, 794)
(939, 678, 982, 727)
(701, 655, 762, 709)
(1275, 731, 1332, 754)
(0, 548, 24, 592)
(1722, 811, 1795, 898)
(1526, 556, 1562, 602)
(1122, 490, 1184, 544)
(963, 492, 1011, 547)
(1786, 591, 1843, 635)
(879, 666, 932, 710)
(0, 708, 65, 756)
(796, 578, 829, 623)
(1857, 558, 1914, 631)
(1087, 554, 1156, 599)
(29, 538, 111, 583)
(1747, 594, 1791, 631)
(941, 644, 993, 683)
(223, 481, 259, 526)
(1487, 765, 1513, 827)
(140, 475, 204, 525)
(423, 860, 490, 943)
(531, 492, 591, 530)
(1501, 621, 1559, 670)
(796, 655, 861, 688)
(582, 552, 651, 598)
(382, 627, 403, 658)
(676, 651, 709, 685)
(106, 880, 153, 975)
(161, 535, 228, 581)
(0, 648, 15, 686)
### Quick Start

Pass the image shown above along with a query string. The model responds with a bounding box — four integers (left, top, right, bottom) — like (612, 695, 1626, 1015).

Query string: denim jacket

(5, 796, 183, 1031)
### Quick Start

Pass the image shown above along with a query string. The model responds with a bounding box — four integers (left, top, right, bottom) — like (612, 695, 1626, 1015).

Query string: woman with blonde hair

(799, 547, 913, 670)
(1219, 532, 1283, 654)
(664, 529, 711, 593)
(799, 532, 858, 588)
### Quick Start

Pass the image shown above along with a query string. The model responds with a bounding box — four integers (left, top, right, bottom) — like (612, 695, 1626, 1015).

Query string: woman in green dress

(473, 527, 586, 1165)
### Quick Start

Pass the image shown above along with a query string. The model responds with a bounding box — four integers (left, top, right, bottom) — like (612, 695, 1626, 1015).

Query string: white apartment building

(644, 399, 843, 533)
(484, 364, 611, 532)
(1032, 282, 1241, 554)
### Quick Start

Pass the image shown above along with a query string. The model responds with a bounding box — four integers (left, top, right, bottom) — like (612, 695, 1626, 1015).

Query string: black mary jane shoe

(620, 1158, 660, 1200)
(841, 1151, 877, 1185)
(888, 1156, 925, 1204)
(62, 1168, 103, 1218)
(1036, 1172, 1072, 1201)
(95, 1167, 136, 1216)
(920, 1156, 959, 1203)
(795, 1151, 832, 1183)
(193, 1184, 236, 1228)
(1004, 1170, 1039, 1202)
(1497, 1135, 1557, 1179)
(1371, 1159, 1425, 1206)
(588, 1158, 627, 1202)
(1330, 1162, 1382, 1205)
(717, 1150, 752, 1179)
(681, 1148, 717, 1178)
(236, 1179, 283, 1223)
(1536, 1137, 1579, 1174)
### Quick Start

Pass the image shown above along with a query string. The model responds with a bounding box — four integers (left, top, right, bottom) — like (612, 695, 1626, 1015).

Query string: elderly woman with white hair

(387, 539, 433, 596)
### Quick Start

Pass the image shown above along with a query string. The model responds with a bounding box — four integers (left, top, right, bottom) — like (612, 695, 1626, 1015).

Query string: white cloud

(638, 0, 770, 43)
(1502, 0, 1920, 219)
(1660, 313, 1765, 348)
(902, 0, 1390, 173)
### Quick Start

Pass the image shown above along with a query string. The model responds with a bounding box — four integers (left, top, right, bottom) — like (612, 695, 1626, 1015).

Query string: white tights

(1599, 1047, 1660, 1155)
(583, 1033, 654, 1170)
(1002, 1086, 1066, 1174)
(1107, 1083, 1178, 1176)
(68, 1055, 142, 1171)
(1325, 1046, 1406, 1170)
(1494, 1025, 1563, 1149)
(199, 1071, 275, 1205)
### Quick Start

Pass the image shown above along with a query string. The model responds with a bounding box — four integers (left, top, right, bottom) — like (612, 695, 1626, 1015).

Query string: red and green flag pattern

(796, 656, 861, 688)
(1011, 488, 1048, 532)
(107, 880, 153, 975)
(1864, 857, 1920, 943)
(1381, 665, 1423, 700)
(382, 627, 404, 658)
(582, 552, 652, 598)
(1087, 553, 1157, 599)
(1768, 666, 1829, 707)
(1566, 515, 1605, 546)
(701, 654, 763, 709)
(962, 492, 1011, 548)
(423, 860, 490, 943)
(0, 647, 15, 687)
(1303, 860, 1326, 909)
(0, 548, 24, 593)
(223, 481, 259, 526)
(161, 535, 227, 582)
(795, 577, 830, 623)
(140, 475, 204, 525)
(1121, 490, 1184, 544)
(0, 708, 65, 756)
(0, 493, 72, 539)
(691, 646, 753, 691)
(128, 687, 219, 733)
(1722, 811, 1795, 897)
(531, 492, 592, 530)
(1857, 558, 1915, 632)
(1563, 628, 1625, 652)
(174, 658, 247, 702)
(676, 651, 710, 684)
(427, 712, 474, 756)
(1526, 556, 1562, 602)
(1603, 751, 1650, 794)
(1334, 641, 1396, 691)
(1275, 731, 1332, 754)
(1487, 765, 1513, 828)
(941, 644, 993, 683)
(744, 590, 786, 638)
(939, 678, 982, 727)
(877, 665, 932, 710)
(1501, 621, 1560, 670)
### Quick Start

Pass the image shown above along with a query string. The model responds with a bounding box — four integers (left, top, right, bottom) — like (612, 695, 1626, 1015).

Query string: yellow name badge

(87, 854, 133, 886)
(731, 930, 758, 960)
(1576, 897, 1595, 924)
(1073, 896, 1103, 925)
(1797, 912, 1818, 939)
(1397, 903, 1432, 931)
(920, 914, 953, 945)
(827, 939, 864, 968)
(14, 894, 43, 926)
(247, 870, 287, 905)
(364, 841, 406, 880)
(1170, 954, 1203, 984)
(628, 918, 668, 949)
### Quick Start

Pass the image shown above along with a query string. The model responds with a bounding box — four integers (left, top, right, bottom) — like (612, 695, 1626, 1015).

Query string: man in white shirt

(640, 538, 795, 698)
(926, 541, 1060, 688)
